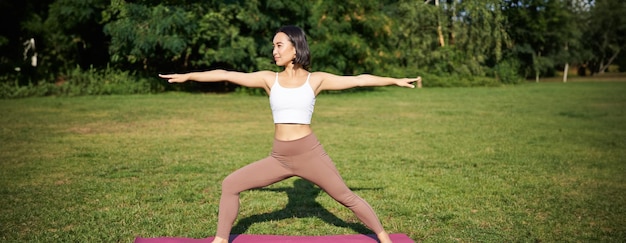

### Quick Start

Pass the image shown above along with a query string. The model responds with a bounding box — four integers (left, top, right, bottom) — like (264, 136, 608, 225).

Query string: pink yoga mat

(134, 234, 414, 243)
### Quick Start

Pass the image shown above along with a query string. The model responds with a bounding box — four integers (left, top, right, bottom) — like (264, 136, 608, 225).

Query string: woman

(159, 25, 421, 243)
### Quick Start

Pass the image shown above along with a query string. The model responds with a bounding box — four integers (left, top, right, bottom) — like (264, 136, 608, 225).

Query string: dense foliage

(1, 0, 624, 97)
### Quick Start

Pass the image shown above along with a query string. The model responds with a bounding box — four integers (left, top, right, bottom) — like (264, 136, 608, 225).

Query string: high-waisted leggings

(216, 133, 384, 238)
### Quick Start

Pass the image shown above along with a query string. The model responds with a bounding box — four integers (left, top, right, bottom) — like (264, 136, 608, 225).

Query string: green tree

(1, 0, 107, 84)
(390, 0, 511, 84)
(559, 0, 590, 81)
(9, 0, 626, 97)
(103, 1, 197, 72)
(583, 0, 626, 74)
(386, 1, 439, 75)
(443, 0, 510, 75)
(0, 1, 48, 78)
(503, 0, 581, 81)
(190, 0, 310, 72)
(103, 0, 400, 77)
(307, 0, 395, 75)
(23, 0, 108, 76)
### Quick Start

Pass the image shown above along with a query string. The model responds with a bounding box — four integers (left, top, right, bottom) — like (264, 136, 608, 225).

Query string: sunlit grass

(1, 82, 625, 242)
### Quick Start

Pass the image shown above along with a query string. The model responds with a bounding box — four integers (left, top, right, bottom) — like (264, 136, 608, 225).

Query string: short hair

(276, 25, 310, 70)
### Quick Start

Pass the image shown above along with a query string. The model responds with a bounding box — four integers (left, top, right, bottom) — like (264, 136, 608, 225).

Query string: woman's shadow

(231, 178, 381, 236)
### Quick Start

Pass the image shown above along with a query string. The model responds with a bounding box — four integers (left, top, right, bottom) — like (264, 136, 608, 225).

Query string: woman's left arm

(316, 72, 421, 93)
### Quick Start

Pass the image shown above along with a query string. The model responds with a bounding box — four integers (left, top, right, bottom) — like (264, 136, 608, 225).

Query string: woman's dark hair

(276, 25, 310, 70)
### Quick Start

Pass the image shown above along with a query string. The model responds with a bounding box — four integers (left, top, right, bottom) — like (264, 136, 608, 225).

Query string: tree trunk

(535, 51, 541, 83)
(563, 63, 569, 83)
(563, 43, 568, 82)
(535, 71, 540, 82)
(598, 49, 621, 74)
(448, 0, 456, 46)
(435, 0, 445, 47)
(437, 27, 445, 47)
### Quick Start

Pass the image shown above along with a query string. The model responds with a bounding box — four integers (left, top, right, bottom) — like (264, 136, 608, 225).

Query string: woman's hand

(397, 76, 422, 88)
(158, 73, 190, 83)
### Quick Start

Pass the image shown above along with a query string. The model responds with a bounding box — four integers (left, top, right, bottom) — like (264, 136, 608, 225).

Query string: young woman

(159, 25, 421, 243)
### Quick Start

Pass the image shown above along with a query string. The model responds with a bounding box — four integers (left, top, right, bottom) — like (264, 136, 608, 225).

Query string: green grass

(1, 82, 625, 242)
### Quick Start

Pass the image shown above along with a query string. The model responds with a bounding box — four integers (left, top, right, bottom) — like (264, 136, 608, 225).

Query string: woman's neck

(282, 64, 306, 77)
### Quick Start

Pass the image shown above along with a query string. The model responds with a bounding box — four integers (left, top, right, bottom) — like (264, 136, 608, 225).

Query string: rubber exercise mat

(134, 234, 414, 243)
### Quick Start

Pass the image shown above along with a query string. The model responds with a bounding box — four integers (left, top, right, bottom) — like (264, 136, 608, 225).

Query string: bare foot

(377, 231, 393, 243)
(211, 236, 228, 243)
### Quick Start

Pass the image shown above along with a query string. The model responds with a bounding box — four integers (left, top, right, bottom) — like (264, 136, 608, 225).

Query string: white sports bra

(269, 72, 316, 124)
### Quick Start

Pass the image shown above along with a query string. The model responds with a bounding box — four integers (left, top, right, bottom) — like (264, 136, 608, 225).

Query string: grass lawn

(1, 82, 625, 242)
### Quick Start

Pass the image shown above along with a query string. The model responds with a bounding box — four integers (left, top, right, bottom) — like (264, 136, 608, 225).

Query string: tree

(583, 0, 626, 74)
(0, 1, 43, 77)
(5, 0, 626, 96)
(503, 0, 580, 81)
(559, 0, 591, 82)
(103, 0, 400, 77)
(103, 1, 198, 72)
(196, 0, 310, 72)
(391, 0, 510, 82)
(307, 0, 395, 75)
(387, 0, 439, 75)
(0, 0, 110, 87)
(446, 0, 510, 69)
(21, 0, 109, 77)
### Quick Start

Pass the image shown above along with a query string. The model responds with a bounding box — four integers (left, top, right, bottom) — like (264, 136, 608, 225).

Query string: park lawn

(1, 82, 625, 242)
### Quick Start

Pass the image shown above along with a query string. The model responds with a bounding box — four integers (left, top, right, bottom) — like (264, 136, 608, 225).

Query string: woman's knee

(333, 190, 362, 208)
(221, 174, 242, 194)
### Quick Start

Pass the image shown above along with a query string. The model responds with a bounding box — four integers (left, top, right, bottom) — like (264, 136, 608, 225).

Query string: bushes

(0, 63, 520, 99)
(54, 67, 163, 96)
(0, 80, 57, 98)
(418, 74, 501, 88)
(0, 67, 165, 98)
(494, 58, 523, 84)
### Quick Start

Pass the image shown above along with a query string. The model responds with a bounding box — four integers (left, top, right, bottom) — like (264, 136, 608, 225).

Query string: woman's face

(272, 32, 296, 66)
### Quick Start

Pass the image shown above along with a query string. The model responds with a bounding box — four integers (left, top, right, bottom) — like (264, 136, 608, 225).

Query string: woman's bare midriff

(274, 123, 313, 141)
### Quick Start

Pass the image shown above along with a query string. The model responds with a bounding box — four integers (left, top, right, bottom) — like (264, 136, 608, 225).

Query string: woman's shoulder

(254, 70, 277, 76)
(310, 71, 328, 76)
(310, 71, 341, 83)
(249, 70, 277, 82)
(308, 72, 332, 91)
(309, 71, 334, 79)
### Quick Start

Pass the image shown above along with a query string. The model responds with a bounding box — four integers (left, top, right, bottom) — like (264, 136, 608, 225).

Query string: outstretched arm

(316, 72, 422, 93)
(158, 70, 273, 89)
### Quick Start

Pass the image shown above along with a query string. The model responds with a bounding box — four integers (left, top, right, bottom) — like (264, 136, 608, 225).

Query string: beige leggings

(215, 133, 384, 238)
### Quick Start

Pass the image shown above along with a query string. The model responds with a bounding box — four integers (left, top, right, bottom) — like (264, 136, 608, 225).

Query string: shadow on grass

(231, 178, 382, 238)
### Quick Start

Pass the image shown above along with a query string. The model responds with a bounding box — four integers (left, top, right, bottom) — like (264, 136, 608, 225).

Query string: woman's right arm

(158, 70, 273, 89)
